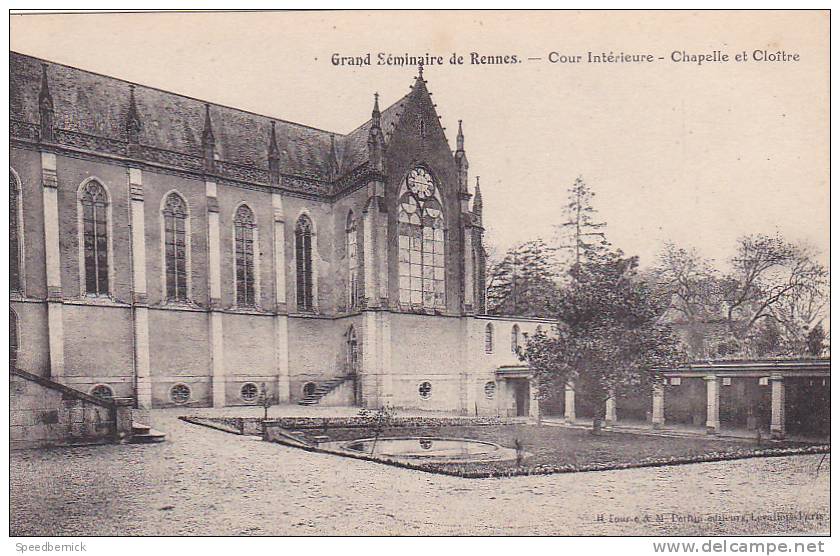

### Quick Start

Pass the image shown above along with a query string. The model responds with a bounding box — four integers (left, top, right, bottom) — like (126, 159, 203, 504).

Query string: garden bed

(298, 424, 827, 476)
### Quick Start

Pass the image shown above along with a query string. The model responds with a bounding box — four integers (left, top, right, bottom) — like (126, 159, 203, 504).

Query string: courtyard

(10, 409, 830, 536)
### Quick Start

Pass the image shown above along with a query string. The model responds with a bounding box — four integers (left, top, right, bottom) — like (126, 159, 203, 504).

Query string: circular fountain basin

(333, 436, 520, 463)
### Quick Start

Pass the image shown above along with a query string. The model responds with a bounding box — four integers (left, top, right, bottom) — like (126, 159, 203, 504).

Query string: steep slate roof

(338, 94, 408, 175)
(9, 51, 411, 187)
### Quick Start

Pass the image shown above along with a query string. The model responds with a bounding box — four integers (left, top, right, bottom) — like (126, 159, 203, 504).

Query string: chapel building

(10, 52, 550, 416)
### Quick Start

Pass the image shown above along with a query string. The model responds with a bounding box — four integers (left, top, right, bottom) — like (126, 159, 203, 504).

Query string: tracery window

(346, 212, 359, 308)
(10, 171, 21, 294)
(418, 381, 432, 399)
(398, 167, 445, 308)
(80, 180, 109, 296)
(485, 323, 494, 353)
(163, 193, 189, 301)
(170, 383, 191, 404)
(234, 205, 256, 307)
(295, 215, 314, 311)
(240, 382, 258, 403)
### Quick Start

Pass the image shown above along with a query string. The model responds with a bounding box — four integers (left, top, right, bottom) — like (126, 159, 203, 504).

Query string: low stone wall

(180, 415, 509, 438)
(264, 416, 507, 430)
(180, 416, 265, 436)
(11, 368, 133, 450)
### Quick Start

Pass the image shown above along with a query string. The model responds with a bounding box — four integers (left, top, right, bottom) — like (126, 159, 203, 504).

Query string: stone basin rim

(340, 436, 506, 458)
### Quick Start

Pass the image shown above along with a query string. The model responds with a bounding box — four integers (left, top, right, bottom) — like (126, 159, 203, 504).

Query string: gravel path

(10, 410, 830, 536)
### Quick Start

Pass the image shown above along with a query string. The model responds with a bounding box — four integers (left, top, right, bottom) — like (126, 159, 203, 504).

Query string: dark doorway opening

(512, 379, 530, 417)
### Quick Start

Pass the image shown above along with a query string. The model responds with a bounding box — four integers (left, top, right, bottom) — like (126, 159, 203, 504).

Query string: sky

(10, 10, 829, 270)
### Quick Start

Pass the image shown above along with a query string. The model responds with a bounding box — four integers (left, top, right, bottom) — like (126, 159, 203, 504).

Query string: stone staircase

(11, 367, 166, 449)
(129, 422, 167, 444)
(297, 377, 350, 406)
(283, 430, 332, 447)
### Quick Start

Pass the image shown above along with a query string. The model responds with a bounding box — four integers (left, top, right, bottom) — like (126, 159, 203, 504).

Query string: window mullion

(93, 204, 101, 294)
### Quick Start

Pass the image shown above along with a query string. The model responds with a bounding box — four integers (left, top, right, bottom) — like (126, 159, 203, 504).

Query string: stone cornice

(10, 120, 358, 201)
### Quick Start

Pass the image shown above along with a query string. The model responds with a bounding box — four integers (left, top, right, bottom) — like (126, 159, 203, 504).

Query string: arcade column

(769, 374, 786, 440)
(651, 381, 665, 429)
(704, 375, 720, 435)
(564, 382, 576, 422)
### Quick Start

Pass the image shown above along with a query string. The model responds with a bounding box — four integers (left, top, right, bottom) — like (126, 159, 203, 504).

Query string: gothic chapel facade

(10, 52, 551, 416)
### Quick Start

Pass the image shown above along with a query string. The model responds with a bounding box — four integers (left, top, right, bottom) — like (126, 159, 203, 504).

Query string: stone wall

(61, 303, 135, 396)
(222, 312, 278, 405)
(148, 308, 212, 408)
(10, 369, 119, 450)
(387, 312, 464, 411)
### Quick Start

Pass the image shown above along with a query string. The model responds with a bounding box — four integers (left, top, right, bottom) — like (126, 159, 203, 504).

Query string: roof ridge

(10, 50, 347, 138)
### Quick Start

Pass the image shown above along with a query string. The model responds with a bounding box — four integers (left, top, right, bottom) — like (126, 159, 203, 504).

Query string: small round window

(419, 381, 432, 399)
(240, 382, 259, 403)
(484, 381, 496, 399)
(170, 383, 191, 404)
(303, 382, 317, 397)
(90, 384, 114, 400)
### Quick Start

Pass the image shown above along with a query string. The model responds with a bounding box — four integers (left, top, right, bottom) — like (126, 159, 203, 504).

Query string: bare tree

(651, 242, 720, 322)
(653, 235, 827, 358)
(721, 234, 827, 342)
(767, 268, 828, 354)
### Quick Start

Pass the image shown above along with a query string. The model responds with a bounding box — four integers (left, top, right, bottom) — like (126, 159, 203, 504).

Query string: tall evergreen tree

(554, 176, 609, 273)
(486, 239, 560, 317)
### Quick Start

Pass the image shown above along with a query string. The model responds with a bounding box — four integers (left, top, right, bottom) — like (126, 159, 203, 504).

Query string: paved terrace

(10, 408, 830, 536)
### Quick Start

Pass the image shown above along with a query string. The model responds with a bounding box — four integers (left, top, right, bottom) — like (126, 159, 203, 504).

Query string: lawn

(265, 422, 827, 478)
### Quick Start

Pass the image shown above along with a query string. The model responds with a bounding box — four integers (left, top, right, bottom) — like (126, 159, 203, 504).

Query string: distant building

(10, 52, 552, 416)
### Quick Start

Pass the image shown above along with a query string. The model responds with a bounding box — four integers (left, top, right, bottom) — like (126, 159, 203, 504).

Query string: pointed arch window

(10, 171, 22, 294)
(234, 205, 257, 307)
(163, 193, 189, 301)
(485, 323, 494, 353)
(295, 215, 314, 311)
(398, 167, 445, 308)
(346, 211, 359, 309)
(511, 324, 520, 353)
(80, 180, 109, 296)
